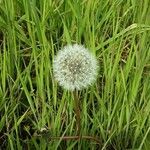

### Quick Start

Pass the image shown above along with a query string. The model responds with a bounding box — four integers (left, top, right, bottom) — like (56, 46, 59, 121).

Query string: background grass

(0, 0, 150, 149)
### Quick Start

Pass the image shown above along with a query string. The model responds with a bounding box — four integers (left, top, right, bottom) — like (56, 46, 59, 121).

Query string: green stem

(73, 90, 80, 136)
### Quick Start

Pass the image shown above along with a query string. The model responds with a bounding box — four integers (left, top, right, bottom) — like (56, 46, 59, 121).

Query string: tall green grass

(0, 0, 150, 149)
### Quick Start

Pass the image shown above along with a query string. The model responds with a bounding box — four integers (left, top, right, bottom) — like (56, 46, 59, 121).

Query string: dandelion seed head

(53, 44, 99, 91)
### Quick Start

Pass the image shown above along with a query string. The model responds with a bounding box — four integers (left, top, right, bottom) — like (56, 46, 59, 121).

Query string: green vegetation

(0, 0, 150, 149)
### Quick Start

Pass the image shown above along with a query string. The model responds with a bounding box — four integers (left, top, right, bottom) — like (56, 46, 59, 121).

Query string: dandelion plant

(53, 44, 99, 143)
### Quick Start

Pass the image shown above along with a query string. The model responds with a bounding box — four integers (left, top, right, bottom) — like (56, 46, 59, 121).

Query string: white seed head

(53, 44, 99, 91)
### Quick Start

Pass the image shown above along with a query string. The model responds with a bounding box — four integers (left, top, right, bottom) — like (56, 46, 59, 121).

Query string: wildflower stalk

(73, 90, 81, 136)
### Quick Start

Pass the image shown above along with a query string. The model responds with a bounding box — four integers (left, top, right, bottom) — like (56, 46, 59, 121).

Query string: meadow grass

(0, 0, 150, 149)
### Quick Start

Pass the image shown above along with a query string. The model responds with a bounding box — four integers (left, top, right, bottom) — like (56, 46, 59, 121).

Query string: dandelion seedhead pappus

(53, 44, 98, 91)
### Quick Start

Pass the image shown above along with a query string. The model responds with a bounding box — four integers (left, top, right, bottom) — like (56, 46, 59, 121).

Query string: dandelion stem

(73, 90, 81, 136)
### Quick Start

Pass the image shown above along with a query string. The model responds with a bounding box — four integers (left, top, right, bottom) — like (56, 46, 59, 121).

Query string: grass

(0, 0, 150, 149)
